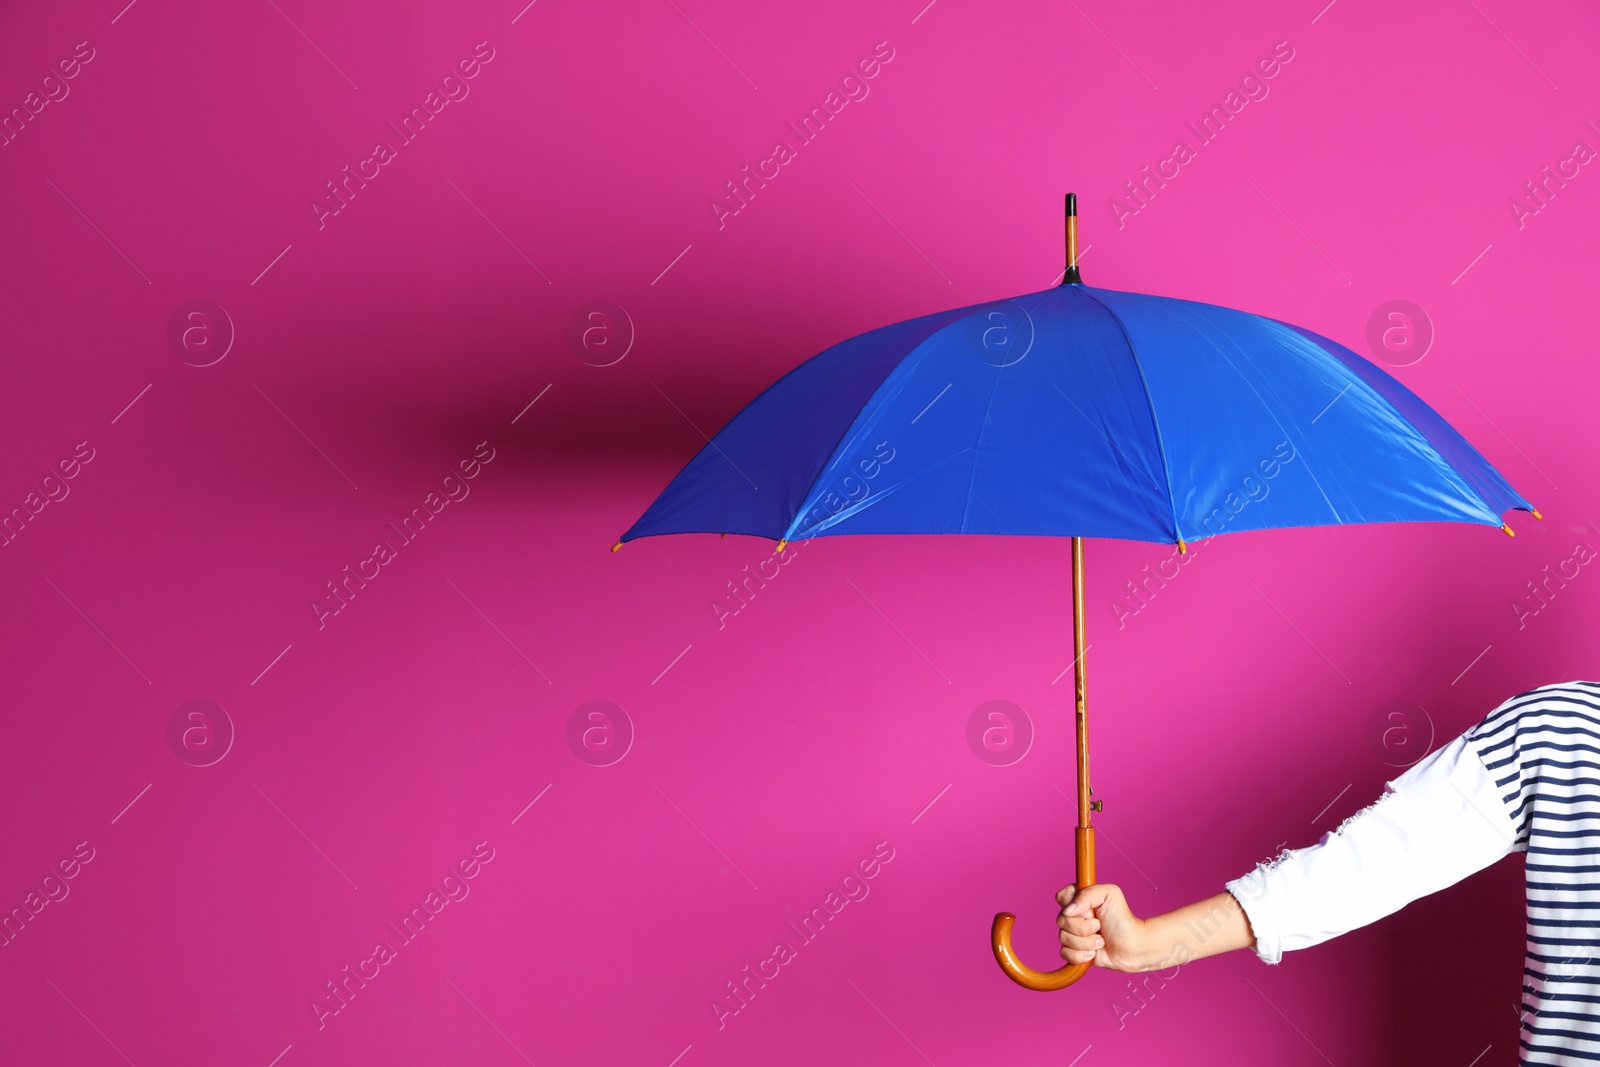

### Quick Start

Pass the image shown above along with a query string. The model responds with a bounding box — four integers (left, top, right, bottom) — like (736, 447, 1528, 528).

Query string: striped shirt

(1470, 681, 1600, 1065)
(1227, 682, 1600, 1066)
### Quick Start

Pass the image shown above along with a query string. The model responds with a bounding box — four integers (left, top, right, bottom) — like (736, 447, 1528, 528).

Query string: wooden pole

(1072, 536, 1097, 886)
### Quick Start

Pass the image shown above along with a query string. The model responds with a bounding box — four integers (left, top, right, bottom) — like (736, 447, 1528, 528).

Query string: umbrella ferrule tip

(611, 540, 623, 552)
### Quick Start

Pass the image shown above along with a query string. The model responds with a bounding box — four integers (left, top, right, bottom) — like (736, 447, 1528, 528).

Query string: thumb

(1062, 883, 1116, 918)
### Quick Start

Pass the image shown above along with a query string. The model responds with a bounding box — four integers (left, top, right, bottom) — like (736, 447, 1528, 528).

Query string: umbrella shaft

(1072, 536, 1091, 831)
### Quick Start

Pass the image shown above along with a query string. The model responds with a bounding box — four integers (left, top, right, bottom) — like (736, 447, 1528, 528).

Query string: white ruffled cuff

(1225, 867, 1283, 964)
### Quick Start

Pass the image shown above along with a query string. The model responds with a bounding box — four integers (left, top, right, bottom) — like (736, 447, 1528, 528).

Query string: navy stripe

(1524, 983, 1600, 1004)
(1475, 687, 1600, 734)
(1526, 757, 1600, 773)
(1479, 709, 1600, 747)
(1521, 1038, 1600, 1062)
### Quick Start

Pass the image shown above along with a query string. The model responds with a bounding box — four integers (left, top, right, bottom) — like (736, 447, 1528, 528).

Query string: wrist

(1132, 892, 1255, 971)
(1129, 912, 1203, 973)
(1128, 918, 1174, 973)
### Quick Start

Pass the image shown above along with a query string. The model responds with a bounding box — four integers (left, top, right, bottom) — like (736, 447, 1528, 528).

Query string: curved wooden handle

(992, 826, 1097, 991)
(991, 912, 1092, 991)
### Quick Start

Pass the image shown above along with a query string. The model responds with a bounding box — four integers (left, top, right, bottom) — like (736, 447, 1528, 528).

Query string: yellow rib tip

(1533, 509, 1544, 520)
(1502, 524, 1515, 538)
(1176, 538, 1187, 555)
(611, 540, 623, 553)
(720, 532, 727, 538)
(776, 539, 788, 552)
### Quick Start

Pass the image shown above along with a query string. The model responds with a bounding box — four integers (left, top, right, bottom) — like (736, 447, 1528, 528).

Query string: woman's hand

(1057, 883, 1149, 971)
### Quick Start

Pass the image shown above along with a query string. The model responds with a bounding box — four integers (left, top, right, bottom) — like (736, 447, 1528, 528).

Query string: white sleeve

(1223, 733, 1518, 964)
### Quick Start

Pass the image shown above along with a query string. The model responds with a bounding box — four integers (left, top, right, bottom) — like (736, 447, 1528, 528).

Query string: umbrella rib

(1186, 320, 1349, 523)
(1073, 288, 1184, 545)
(958, 372, 1005, 534)
(1050, 381, 1167, 500)
(780, 311, 972, 543)
(1219, 313, 1499, 528)
(800, 448, 973, 537)
(1272, 319, 1518, 522)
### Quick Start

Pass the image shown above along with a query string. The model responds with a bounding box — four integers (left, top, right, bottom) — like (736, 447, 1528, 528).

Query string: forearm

(1226, 734, 1517, 963)
(1126, 891, 1255, 972)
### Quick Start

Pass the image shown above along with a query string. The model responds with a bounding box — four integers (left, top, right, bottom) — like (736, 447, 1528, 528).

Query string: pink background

(1, 0, 1596, 1064)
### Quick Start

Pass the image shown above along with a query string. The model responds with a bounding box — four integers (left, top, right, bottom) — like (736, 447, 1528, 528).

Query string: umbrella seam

(958, 371, 1007, 534)
(1075, 287, 1184, 544)
(1171, 303, 1349, 523)
(780, 308, 974, 543)
(1272, 319, 1514, 522)
(798, 447, 976, 537)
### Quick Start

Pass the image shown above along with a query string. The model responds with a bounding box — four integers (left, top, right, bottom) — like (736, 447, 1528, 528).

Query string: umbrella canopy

(621, 283, 1531, 550)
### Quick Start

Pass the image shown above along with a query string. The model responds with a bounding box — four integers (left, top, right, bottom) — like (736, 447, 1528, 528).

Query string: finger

(1058, 932, 1104, 954)
(1056, 914, 1101, 935)
(1062, 883, 1114, 917)
(1055, 884, 1078, 907)
(1060, 945, 1097, 965)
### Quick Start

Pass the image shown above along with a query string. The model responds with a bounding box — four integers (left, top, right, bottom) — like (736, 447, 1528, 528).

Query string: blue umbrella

(614, 195, 1536, 990)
